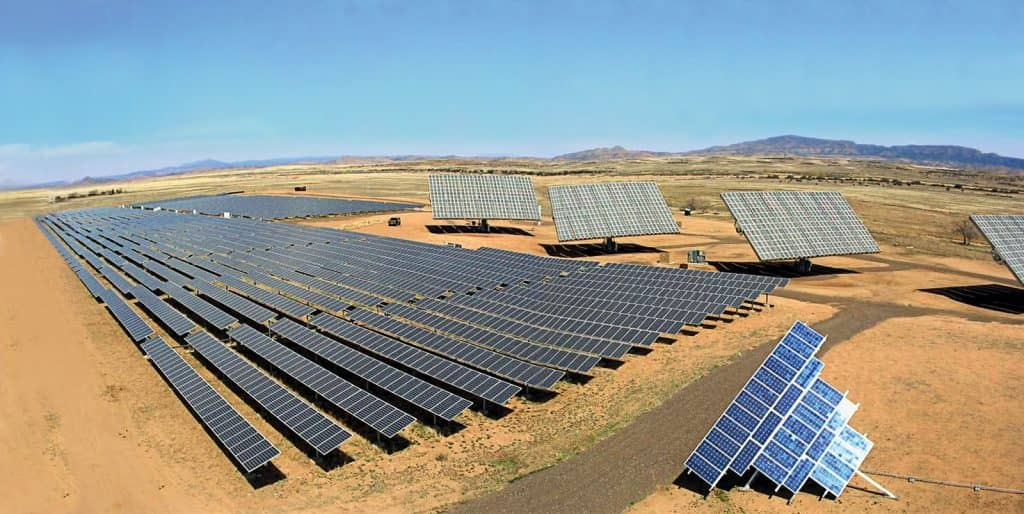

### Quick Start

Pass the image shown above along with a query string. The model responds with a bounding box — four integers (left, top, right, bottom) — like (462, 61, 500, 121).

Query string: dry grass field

(0, 157, 1022, 513)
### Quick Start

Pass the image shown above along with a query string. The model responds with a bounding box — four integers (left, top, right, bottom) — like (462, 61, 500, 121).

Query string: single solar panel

(722, 191, 880, 261)
(141, 336, 280, 472)
(971, 215, 1024, 285)
(429, 174, 540, 221)
(185, 331, 351, 455)
(683, 321, 875, 500)
(548, 182, 679, 242)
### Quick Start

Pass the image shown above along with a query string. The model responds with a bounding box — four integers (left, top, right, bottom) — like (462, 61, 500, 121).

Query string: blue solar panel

(683, 321, 874, 500)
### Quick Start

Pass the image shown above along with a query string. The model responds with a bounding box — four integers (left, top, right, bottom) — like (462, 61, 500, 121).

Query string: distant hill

(552, 145, 673, 161)
(555, 135, 1024, 171)
(685, 135, 1024, 170)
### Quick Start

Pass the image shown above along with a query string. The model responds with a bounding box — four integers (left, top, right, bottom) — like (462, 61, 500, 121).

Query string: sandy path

(0, 218, 206, 513)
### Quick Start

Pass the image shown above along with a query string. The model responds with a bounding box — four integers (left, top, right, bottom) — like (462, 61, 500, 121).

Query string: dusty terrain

(0, 162, 1022, 513)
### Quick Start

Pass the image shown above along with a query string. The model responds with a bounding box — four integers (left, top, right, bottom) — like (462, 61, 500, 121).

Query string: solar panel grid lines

(238, 269, 349, 313)
(269, 318, 473, 421)
(140, 336, 281, 472)
(98, 288, 156, 342)
(131, 285, 198, 336)
(143, 259, 192, 286)
(684, 321, 827, 488)
(216, 275, 316, 320)
(184, 330, 352, 455)
(76, 269, 107, 298)
(415, 298, 631, 359)
(383, 303, 601, 374)
(721, 191, 880, 261)
(344, 308, 566, 391)
(308, 312, 522, 404)
(189, 279, 278, 326)
(683, 321, 877, 500)
(135, 194, 421, 220)
(162, 282, 240, 330)
(548, 181, 680, 242)
(227, 323, 416, 439)
(970, 215, 1024, 285)
(429, 174, 541, 221)
(449, 293, 662, 346)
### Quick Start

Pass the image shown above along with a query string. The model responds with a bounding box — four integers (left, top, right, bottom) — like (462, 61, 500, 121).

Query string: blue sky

(1, 1, 1022, 184)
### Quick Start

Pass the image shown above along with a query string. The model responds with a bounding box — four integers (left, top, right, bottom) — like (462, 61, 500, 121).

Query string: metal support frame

(603, 237, 617, 253)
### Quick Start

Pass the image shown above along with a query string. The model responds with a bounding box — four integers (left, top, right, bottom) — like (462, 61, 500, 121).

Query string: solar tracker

(141, 336, 280, 472)
(269, 318, 472, 421)
(429, 174, 541, 221)
(721, 191, 880, 261)
(548, 181, 679, 242)
(227, 324, 415, 438)
(971, 215, 1024, 285)
(134, 194, 421, 220)
(185, 331, 351, 455)
(683, 321, 879, 499)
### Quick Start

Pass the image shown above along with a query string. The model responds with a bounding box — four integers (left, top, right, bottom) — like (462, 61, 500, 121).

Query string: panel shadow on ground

(919, 283, 1024, 315)
(426, 225, 534, 236)
(541, 242, 664, 258)
(709, 261, 859, 278)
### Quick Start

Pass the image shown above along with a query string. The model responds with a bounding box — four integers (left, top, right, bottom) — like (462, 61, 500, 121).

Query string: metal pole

(855, 469, 899, 500)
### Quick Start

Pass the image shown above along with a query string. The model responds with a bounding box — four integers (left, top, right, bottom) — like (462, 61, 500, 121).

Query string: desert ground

(0, 158, 1022, 513)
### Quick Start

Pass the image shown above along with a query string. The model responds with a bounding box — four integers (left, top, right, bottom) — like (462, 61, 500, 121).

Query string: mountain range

(10, 135, 1024, 189)
(553, 135, 1024, 171)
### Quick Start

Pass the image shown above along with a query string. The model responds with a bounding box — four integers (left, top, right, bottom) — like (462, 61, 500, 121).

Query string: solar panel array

(135, 194, 420, 220)
(141, 336, 281, 472)
(186, 330, 352, 455)
(429, 174, 541, 221)
(721, 191, 880, 261)
(548, 182, 680, 242)
(684, 321, 874, 499)
(37, 203, 788, 480)
(971, 215, 1024, 285)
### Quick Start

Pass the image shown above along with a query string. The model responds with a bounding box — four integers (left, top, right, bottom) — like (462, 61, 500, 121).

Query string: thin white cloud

(0, 141, 127, 159)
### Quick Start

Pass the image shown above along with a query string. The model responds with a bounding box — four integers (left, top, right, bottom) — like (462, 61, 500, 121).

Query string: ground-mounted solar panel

(98, 289, 155, 342)
(344, 309, 565, 391)
(76, 269, 107, 298)
(189, 279, 277, 325)
(132, 285, 197, 336)
(429, 174, 541, 221)
(141, 336, 280, 472)
(308, 312, 522, 404)
(683, 321, 880, 500)
(269, 318, 472, 421)
(971, 215, 1024, 285)
(217, 275, 316, 320)
(185, 331, 351, 455)
(227, 324, 415, 438)
(163, 282, 239, 330)
(721, 191, 880, 261)
(547, 181, 679, 242)
(134, 194, 421, 220)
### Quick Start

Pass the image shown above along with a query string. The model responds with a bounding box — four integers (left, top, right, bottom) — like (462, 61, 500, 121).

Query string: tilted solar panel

(429, 174, 541, 221)
(227, 324, 415, 438)
(185, 331, 351, 455)
(548, 182, 679, 242)
(141, 337, 280, 472)
(971, 215, 1024, 285)
(721, 191, 880, 261)
(683, 321, 875, 499)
